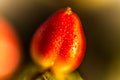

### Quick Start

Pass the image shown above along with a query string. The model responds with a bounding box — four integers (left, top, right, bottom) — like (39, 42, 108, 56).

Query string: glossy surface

(31, 7, 86, 74)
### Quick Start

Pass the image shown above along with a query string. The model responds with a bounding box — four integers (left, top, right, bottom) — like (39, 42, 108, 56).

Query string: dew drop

(61, 22, 64, 25)
(51, 61, 54, 65)
(60, 28, 62, 31)
(74, 35, 77, 38)
(65, 26, 67, 28)
(63, 29, 66, 32)
(66, 31, 69, 34)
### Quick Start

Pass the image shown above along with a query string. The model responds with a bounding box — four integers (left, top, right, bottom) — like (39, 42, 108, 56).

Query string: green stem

(30, 71, 47, 80)
(11, 63, 83, 80)
(30, 69, 53, 80)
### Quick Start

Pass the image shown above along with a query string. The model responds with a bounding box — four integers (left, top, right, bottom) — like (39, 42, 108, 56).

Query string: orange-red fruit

(31, 7, 86, 74)
(0, 17, 21, 79)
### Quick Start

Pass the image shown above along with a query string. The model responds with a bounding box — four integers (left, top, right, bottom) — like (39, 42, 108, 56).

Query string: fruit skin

(0, 17, 21, 79)
(31, 7, 86, 75)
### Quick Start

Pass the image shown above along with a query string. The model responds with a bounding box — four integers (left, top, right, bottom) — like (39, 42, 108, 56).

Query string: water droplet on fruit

(74, 35, 77, 38)
(51, 61, 54, 65)
(60, 29, 62, 31)
(66, 31, 69, 34)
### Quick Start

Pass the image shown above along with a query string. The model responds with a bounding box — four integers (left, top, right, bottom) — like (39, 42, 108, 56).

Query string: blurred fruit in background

(0, 17, 21, 80)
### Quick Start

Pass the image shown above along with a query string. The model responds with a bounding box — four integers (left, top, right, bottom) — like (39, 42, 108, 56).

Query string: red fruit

(0, 17, 21, 79)
(31, 7, 86, 75)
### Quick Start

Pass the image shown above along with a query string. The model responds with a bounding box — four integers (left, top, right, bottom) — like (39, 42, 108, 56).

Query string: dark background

(0, 0, 120, 80)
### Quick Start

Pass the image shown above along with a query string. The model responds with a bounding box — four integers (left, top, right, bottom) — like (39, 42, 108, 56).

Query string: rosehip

(31, 7, 86, 75)
(0, 17, 21, 79)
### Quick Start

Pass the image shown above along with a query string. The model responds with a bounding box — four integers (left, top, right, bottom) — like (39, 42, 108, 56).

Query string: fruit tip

(65, 7, 72, 15)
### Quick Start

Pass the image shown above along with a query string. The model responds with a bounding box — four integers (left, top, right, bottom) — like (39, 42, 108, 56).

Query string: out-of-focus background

(0, 0, 120, 80)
